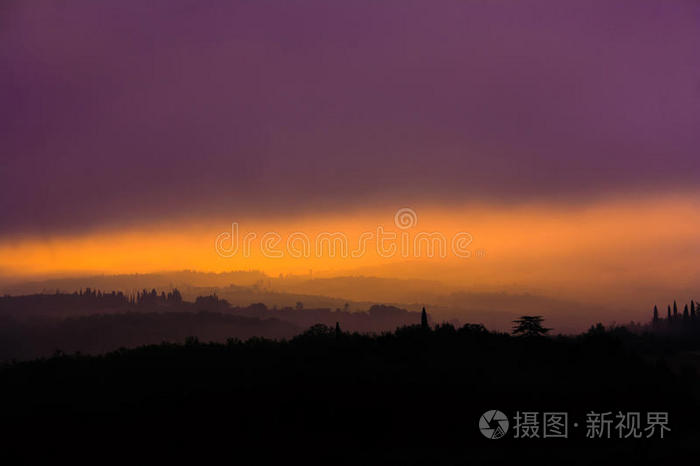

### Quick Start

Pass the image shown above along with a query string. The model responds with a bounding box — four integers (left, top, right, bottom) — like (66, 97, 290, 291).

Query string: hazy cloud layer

(2, 0, 699, 234)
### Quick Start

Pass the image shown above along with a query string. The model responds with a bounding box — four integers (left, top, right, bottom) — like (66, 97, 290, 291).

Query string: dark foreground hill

(1, 324, 699, 464)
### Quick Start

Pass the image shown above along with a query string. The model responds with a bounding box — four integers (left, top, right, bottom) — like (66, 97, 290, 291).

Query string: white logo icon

(479, 410, 509, 439)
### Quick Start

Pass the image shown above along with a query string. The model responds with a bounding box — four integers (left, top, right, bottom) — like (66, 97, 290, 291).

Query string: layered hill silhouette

(2, 283, 700, 463)
(1, 270, 619, 333)
(0, 290, 424, 361)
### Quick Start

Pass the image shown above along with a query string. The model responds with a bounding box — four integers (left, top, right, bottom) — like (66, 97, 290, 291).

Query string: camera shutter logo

(479, 410, 509, 439)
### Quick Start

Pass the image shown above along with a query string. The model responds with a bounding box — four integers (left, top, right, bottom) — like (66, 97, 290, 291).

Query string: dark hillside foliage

(1, 319, 699, 464)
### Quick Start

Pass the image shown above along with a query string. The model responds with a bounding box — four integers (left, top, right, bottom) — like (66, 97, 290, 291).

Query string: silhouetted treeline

(0, 288, 132, 319)
(0, 291, 424, 361)
(1, 321, 698, 464)
(647, 300, 700, 338)
(0, 288, 185, 319)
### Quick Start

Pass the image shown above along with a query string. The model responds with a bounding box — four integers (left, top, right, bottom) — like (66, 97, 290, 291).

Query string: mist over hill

(0, 270, 623, 333)
(0, 290, 425, 361)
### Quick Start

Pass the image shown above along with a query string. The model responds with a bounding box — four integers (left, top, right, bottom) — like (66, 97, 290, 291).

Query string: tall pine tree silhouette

(421, 307, 429, 330)
(684, 304, 690, 322)
(653, 305, 659, 324)
(667, 305, 672, 321)
(673, 300, 678, 319)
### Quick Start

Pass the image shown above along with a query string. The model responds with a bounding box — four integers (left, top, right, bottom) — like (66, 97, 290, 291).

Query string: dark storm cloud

(1, 0, 699, 235)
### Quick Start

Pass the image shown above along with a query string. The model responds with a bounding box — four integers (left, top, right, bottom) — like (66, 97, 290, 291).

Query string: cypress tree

(667, 305, 672, 321)
(683, 304, 689, 321)
(335, 321, 341, 339)
(421, 307, 429, 330)
(673, 300, 678, 319)
(653, 305, 659, 323)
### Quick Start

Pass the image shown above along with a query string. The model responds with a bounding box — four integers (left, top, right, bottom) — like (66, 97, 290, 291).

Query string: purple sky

(2, 0, 699, 236)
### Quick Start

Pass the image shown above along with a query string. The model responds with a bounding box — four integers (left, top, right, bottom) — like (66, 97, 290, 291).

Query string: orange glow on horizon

(1, 193, 699, 307)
